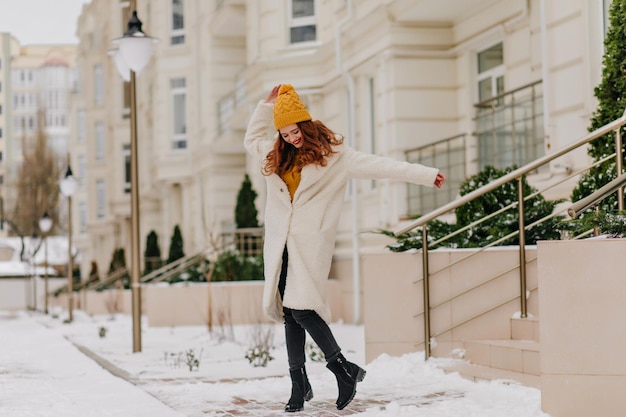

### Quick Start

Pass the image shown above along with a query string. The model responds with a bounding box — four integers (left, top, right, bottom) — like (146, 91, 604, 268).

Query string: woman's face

(279, 124, 303, 148)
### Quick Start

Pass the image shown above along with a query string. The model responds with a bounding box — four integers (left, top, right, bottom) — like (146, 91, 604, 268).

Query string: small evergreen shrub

(212, 250, 263, 281)
(167, 225, 185, 264)
(144, 230, 162, 274)
(235, 174, 260, 228)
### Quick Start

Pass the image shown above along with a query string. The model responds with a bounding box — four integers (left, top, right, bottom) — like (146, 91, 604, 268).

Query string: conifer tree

(571, 0, 626, 211)
(108, 248, 127, 273)
(144, 230, 162, 273)
(235, 174, 259, 228)
(167, 225, 185, 264)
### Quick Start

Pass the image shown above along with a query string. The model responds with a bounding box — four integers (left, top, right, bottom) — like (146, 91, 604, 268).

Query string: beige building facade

(72, 0, 609, 283)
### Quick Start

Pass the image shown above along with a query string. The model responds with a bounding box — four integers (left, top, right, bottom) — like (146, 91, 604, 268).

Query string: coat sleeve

(243, 100, 276, 161)
(345, 146, 439, 186)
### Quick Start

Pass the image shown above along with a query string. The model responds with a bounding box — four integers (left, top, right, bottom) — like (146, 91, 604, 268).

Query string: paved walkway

(6, 311, 466, 417)
(77, 342, 464, 416)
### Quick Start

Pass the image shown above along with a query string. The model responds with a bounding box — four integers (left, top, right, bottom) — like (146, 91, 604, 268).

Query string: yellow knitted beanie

(273, 84, 312, 130)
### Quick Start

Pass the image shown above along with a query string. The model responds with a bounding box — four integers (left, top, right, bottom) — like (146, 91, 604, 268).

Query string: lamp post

(30, 233, 38, 311)
(39, 212, 53, 314)
(111, 1, 157, 353)
(60, 165, 77, 322)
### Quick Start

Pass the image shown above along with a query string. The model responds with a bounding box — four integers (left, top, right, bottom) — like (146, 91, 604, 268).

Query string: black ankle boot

(326, 353, 366, 410)
(284, 366, 313, 412)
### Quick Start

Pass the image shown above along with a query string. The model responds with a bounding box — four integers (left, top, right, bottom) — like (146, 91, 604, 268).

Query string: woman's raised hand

(265, 84, 281, 103)
(434, 172, 446, 189)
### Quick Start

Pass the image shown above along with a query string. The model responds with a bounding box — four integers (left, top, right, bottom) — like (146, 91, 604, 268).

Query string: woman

(244, 84, 446, 412)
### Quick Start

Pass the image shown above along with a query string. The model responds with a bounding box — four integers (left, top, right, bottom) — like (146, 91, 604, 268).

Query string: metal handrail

(568, 171, 626, 218)
(141, 249, 210, 284)
(395, 110, 626, 360)
(87, 268, 128, 291)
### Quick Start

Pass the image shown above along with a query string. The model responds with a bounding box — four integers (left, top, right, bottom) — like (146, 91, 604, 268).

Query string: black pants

(279, 247, 341, 370)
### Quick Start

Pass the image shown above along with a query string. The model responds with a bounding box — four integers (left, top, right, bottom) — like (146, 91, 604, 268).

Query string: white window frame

(94, 64, 104, 105)
(123, 144, 131, 193)
(476, 42, 505, 103)
(77, 109, 86, 142)
(95, 121, 105, 161)
(603, 0, 612, 36)
(170, 78, 187, 149)
(79, 202, 87, 234)
(367, 77, 377, 191)
(171, 0, 185, 45)
(218, 94, 234, 135)
(288, 0, 317, 44)
(96, 179, 106, 219)
(78, 154, 86, 186)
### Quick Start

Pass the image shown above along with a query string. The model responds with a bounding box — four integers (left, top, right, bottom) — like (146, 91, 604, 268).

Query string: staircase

(444, 316, 541, 388)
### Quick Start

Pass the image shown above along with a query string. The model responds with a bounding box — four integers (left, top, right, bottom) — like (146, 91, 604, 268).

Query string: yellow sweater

(280, 164, 302, 200)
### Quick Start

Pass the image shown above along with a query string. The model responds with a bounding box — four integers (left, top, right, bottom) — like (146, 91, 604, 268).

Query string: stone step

(439, 361, 541, 388)
(510, 316, 540, 342)
(463, 339, 540, 376)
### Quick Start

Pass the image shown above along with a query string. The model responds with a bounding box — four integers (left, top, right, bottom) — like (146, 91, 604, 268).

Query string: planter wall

(538, 239, 626, 417)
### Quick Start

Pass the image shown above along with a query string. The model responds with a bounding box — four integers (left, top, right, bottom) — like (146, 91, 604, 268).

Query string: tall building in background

(0, 33, 15, 237)
(1, 42, 78, 237)
(0, 34, 78, 237)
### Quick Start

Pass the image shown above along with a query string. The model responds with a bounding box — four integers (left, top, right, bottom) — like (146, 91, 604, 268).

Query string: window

(289, 0, 316, 44)
(95, 121, 105, 161)
(603, 0, 612, 36)
(218, 94, 234, 135)
(122, 81, 131, 118)
(171, 0, 185, 45)
(0, 128, 2, 138)
(77, 109, 86, 142)
(0, 104, 2, 115)
(368, 77, 377, 190)
(123, 144, 130, 193)
(120, 2, 131, 33)
(477, 42, 504, 102)
(94, 64, 104, 105)
(79, 202, 87, 234)
(170, 78, 187, 149)
(78, 154, 86, 186)
(96, 179, 106, 219)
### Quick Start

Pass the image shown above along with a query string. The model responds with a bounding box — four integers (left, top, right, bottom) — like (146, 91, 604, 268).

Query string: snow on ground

(0, 308, 552, 417)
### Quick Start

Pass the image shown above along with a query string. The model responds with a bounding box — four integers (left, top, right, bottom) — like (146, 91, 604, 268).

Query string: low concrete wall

(538, 239, 626, 417)
(50, 279, 344, 327)
(0, 276, 66, 311)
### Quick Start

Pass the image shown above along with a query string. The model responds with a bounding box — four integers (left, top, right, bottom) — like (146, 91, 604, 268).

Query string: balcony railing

(474, 80, 544, 171)
(405, 133, 467, 215)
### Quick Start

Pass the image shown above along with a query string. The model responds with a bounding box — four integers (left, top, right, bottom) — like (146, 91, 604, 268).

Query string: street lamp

(111, 1, 157, 353)
(60, 165, 77, 322)
(39, 212, 53, 314)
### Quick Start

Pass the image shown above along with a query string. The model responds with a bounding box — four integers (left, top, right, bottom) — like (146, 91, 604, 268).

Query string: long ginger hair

(263, 120, 344, 176)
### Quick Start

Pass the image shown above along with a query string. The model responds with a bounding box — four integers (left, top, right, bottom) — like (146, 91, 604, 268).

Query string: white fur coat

(244, 101, 439, 323)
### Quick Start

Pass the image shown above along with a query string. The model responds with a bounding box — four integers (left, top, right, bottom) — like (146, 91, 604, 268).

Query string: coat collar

(292, 143, 344, 200)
